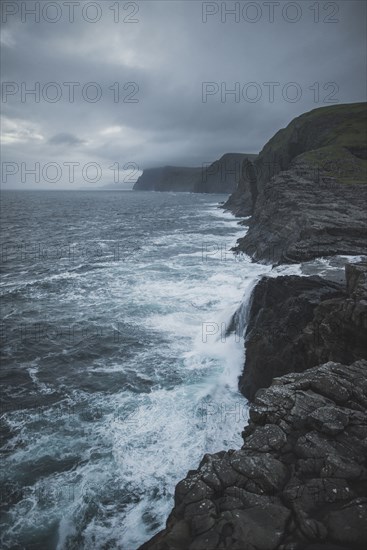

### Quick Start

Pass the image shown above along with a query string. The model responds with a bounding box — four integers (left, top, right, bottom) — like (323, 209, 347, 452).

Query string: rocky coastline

(139, 103, 367, 550)
(140, 359, 367, 550)
(239, 262, 367, 401)
(225, 102, 367, 263)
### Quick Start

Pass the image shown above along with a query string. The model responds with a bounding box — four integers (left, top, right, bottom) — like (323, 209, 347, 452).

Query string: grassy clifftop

(257, 102, 367, 187)
(231, 102, 367, 264)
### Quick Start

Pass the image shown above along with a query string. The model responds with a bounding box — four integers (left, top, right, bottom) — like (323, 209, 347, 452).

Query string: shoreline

(138, 102, 367, 549)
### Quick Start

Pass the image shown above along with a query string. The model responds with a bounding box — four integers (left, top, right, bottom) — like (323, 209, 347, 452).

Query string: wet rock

(240, 263, 367, 401)
(241, 424, 287, 452)
(138, 361, 367, 550)
(307, 406, 349, 435)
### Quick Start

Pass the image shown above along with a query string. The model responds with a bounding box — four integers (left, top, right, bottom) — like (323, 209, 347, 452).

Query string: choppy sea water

(0, 190, 359, 549)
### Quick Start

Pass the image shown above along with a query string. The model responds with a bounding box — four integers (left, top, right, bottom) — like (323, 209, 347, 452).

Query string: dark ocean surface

(1, 191, 266, 549)
(0, 190, 353, 549)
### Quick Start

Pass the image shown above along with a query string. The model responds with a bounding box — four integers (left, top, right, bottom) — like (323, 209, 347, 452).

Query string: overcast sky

(1, 0, 366, 188)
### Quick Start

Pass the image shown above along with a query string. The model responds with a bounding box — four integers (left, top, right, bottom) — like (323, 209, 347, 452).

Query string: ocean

(0, 190, 353, 549)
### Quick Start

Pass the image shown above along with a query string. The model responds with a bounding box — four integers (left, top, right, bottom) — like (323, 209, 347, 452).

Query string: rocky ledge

(234, 160, 367, 264)
(240, 262, 367, 400)
(139, 359, 367, 550)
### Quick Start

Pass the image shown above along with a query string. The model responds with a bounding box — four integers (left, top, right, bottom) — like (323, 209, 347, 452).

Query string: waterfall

(226, 276, 261, 340)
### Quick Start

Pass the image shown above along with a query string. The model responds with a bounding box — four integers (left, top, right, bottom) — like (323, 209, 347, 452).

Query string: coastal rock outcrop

(225, 102, 367, 263)
(139, 359, 367, 550)
(234, 161, 367, 264)
(240, 262, 367, 400)
(239, 274, 344, 401)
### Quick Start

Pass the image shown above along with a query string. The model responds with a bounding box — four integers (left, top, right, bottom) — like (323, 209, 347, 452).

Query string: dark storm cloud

(1, 0, 366, 188)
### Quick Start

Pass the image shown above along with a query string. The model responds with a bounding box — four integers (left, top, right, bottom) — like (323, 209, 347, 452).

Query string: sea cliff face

(138, 103, 367, 550)
(133, 154, 257, 194)
(222, 158, 258, 216)
(193, 153, 257, 194)
(133, 166, 203, 192)
(226, 103, 367, 263)
(240, 262, 367, 401)
(234, 160, 367, 264)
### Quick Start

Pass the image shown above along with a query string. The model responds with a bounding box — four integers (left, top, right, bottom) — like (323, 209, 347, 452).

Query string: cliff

(139, 262, 367, 550)
(193, 153, 257, 194)
(234, 159, 367, 263)
(240, 262, 367, 401)
(222, 158, 258, 216)
(137, 104, 367, 549)
(225, 103, 367, 262)
(133, 154, 257, 193)
(133, 166, 202, 192)
(250, 102, 367, 196)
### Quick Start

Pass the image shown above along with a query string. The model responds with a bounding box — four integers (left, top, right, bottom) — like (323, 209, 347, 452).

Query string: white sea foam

(2, 193, 349, 550)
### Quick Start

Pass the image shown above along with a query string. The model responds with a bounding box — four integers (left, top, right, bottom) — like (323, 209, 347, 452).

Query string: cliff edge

(225, 103, 367, 263)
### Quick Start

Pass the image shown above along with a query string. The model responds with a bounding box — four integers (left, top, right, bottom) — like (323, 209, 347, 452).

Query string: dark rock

(239, 274, 344, 400)
(133, 166, 202, 192)
(241, 424, 287, 452)
(240, 263, 367, 401)
(307, 406, 349, 436)
(216, 505, 291, 550)
(229, 452, 288, 493)
(234, 165, 367, 264)
(224, 103, 367, 263)
(133, 154, 257, 194)
(323, 499, 367, 547)
(222, 158, 258, 216)
(138, 361, 367, 550)
(194, 153, 257, 194)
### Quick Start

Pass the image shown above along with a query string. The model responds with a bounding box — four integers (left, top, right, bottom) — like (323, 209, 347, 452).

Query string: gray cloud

(1, 0, 366, 188)
(48, 132, 86, 146)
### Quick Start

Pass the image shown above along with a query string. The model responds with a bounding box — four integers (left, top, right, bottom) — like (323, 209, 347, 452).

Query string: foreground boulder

(240, 262, 367, 400)
(139, 360, 367, 550)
